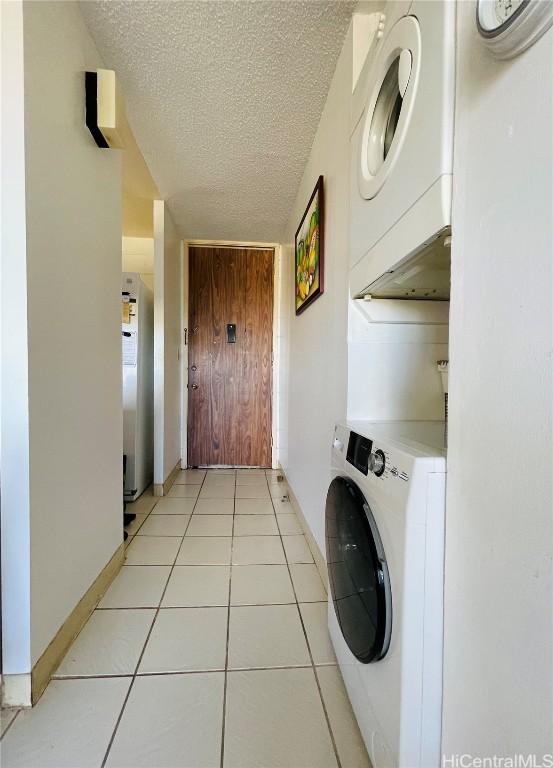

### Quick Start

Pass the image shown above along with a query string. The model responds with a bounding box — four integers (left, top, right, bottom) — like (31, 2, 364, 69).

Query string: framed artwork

(295, 175, 324, 315)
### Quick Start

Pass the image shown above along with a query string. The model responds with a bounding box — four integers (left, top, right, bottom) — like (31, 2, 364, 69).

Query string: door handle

(191, 383, 199, 390)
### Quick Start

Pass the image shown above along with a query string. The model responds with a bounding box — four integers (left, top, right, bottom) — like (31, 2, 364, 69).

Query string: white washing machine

(326, 421, 447, 767)
(349, 0, 455, 297)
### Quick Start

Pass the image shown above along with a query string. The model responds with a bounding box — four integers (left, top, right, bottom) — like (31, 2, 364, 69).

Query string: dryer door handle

(398, 48, 413, 97)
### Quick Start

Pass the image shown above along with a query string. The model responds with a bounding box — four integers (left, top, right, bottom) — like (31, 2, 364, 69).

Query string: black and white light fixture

(85, 68, 125, 149)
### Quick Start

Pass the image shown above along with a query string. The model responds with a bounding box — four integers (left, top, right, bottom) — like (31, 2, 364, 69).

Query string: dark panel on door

(210, 247, 245, 465)
(188, 248, 213, 466)
(241, 249, 274, 467)
(187, 247, 273, 467)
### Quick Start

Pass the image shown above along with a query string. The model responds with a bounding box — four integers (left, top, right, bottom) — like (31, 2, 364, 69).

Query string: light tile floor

(1, 469, 370, 768)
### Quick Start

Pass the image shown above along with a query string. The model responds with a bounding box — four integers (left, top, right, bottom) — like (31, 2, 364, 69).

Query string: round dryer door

(325, 476, 392, 663)
(358, 15, 421, 200)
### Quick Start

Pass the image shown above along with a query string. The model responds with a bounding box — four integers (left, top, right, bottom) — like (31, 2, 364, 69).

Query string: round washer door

(325, 476, 392, 663)
(358, 14, 421, 200)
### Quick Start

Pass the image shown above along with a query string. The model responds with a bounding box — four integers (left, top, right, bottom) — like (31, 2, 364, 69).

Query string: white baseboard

(153, 460, 180, 497)
(277, 467, 328, 591)
(1, 542, 125, 708)
(2, 673, 32, 708)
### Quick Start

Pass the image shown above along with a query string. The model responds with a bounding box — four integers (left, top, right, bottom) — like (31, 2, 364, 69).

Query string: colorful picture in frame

(295, 176, 324, 315)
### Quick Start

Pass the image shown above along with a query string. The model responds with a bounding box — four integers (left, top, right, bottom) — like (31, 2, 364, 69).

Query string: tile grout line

(266, 471, 343, 768)
(219, 468, 236, 768)
(51, 673, 134, 681)
(95, 598, 326, 611)
(123, 487, 161, 545)
(100, 469, 208, 767)
(48, 662, 336, 683)
(0, 710, 20, 742)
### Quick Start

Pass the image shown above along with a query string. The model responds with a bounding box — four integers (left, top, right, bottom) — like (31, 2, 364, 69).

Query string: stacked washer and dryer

(325, 3, 455, 767)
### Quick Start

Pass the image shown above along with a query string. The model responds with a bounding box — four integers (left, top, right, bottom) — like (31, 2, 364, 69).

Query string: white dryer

(326, 421, 446, 767)
(349, 1, 455, 298)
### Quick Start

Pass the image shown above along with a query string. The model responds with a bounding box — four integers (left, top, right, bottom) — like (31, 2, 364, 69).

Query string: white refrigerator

(122, 273, 154, 501)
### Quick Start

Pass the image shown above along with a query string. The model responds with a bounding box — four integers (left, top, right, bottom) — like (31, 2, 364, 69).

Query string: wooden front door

(187, 246, 274, 467)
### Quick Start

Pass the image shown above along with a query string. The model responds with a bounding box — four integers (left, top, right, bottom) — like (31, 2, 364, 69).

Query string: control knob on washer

(368, 449, 386, 477)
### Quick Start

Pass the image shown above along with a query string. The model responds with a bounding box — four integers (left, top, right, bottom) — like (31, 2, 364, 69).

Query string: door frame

(181, 239, 281, 469)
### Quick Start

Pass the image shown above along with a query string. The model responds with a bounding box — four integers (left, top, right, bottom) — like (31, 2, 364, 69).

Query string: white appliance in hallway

(326, 421, 446, 767)
(349, 0, 455, 299)
(122, 273, 154, 501)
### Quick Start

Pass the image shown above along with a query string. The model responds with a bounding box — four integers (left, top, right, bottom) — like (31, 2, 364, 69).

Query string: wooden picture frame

(295, 175, 324, 315)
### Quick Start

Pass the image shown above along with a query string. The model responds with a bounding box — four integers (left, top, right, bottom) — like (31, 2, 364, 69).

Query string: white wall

(347, 301, 448, 421)
(271, 247, 283, 469)
(443, 2, 553, 757)
(153, 201, 182, 484)
(25, 0, 124, 666)
(1, 0, 32, 683)
(122, 235, 154, 290)
(1, 0, 124, 681)
(278, 26, 352, 554)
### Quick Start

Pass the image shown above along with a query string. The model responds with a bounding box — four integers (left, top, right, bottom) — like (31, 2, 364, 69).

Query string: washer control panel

(368, 448, 386, 477)
(341, 428, 409, 483)
(389, 465, 409, 482)
(346, 430, 372, 475)
(372, 445, 409, 482)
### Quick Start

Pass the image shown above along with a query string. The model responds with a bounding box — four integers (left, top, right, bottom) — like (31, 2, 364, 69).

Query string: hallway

(1, 469, 369, 768)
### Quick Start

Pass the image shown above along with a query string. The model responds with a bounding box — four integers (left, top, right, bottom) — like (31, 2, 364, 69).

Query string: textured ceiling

(80, 1, 354, 242)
